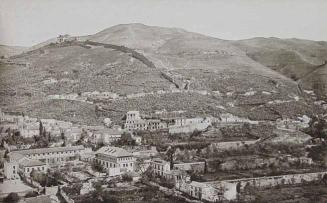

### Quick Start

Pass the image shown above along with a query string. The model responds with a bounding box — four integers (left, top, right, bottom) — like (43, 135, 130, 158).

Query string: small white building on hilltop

(95, 146, 136, 177)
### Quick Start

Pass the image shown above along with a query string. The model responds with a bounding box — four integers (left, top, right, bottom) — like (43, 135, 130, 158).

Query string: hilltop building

(57, 34, 77, 43)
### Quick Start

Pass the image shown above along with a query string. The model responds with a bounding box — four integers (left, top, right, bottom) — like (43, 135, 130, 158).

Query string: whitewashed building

(91, 128, 122, 144)
(168, 117, 212, 134)
(95, 146, 136, 176)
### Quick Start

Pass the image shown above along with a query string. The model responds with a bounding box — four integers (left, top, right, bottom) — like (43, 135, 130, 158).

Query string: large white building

(94, 146, 136, 176)
(4, 145, 88, 179)
(4, 152, 48, 179)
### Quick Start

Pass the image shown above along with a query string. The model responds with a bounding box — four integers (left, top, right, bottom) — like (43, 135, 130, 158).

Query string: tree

(322, 174, 327, 184)
(236, 182, 241, 194)
(306, 115, 327, 141)
(4, 192, 20, 203)
(113, 133, 136, 146)
(61, 131, 65, 140)
(121, 174, 133, 182)
(39, 121, 43, 136)
(92, 161, 105, 173)
(166, 147, 176, 170)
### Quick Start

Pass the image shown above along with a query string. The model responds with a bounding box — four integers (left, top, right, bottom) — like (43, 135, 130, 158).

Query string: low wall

(222, 171, 327, 190)
(210, 139, 259, 151)
(169, 123, 210, 134)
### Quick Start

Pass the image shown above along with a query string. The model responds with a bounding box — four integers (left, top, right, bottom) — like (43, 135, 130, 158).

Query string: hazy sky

(1, 0, 327, 47)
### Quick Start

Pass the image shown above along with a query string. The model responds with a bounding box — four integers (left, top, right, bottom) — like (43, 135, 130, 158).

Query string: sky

(1, 0, 327, 47)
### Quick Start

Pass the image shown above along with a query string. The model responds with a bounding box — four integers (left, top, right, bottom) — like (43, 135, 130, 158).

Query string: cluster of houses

(47, 91, 119, 103)
(4, 141, 325, 202)
(0, 109, 126, 146)
(1, 107, 323, 202)
(124, 110, 213, 134)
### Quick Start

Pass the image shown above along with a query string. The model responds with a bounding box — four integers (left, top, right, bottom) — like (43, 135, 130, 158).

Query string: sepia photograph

(0, 0, 326, 202)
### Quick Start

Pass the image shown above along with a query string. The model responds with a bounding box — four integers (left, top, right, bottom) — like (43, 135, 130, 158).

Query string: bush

(4, 192, 20, 203)
(121, 174, 133, 182)
(62, 183, 83, 196)
(91, 161, 105, 173)
(24, 191, 38, 198)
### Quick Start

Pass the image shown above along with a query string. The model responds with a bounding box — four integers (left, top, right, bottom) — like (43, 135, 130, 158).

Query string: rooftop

(14, 145, 85, 155)
(96, 146, 132, 158)
(19, 157, 46, 167)
(151, 158, 169, 164)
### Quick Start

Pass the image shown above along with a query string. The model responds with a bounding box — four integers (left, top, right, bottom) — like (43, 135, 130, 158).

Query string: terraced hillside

(233, 38, 327, 98)
(0, 24, 324, 125)
(0, 41, 174, 124)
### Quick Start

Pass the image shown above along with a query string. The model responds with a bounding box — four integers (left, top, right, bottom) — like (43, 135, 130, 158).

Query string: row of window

(153, 164, 165, 171)
(97, 159, 133, 168)
(27, 150, 80, 158)
(121, 163, 133, 168)
(25, 166, 45, 173)
(118, 157, 133, 161)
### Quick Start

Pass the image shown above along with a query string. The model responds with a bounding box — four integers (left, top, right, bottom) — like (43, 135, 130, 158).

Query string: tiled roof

(96, 146, 131, 157)
(14, 145, 85, 155)
(19, 157, 46, 167)
(190, 181, 208, 188)
(8, 152, 25, 161)
(151, 158, 169, 164)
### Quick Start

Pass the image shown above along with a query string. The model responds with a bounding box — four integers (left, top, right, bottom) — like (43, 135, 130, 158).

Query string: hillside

(0, 24, 324, 124)
(0, 44, 27, 58)
(88, 24, 299, 93)
(0, 41, 173, 124)
(232, 38, 327, 98)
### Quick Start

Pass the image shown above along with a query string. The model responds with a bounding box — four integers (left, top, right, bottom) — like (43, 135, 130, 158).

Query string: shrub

(4, 192, 20, 203)
(121, 174, 133, 182)
(24, 191, 38, 198)
(91, 161, 105, 173)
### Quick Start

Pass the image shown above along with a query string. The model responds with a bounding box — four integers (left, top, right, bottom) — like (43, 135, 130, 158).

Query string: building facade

(94, 146, 136, 176)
